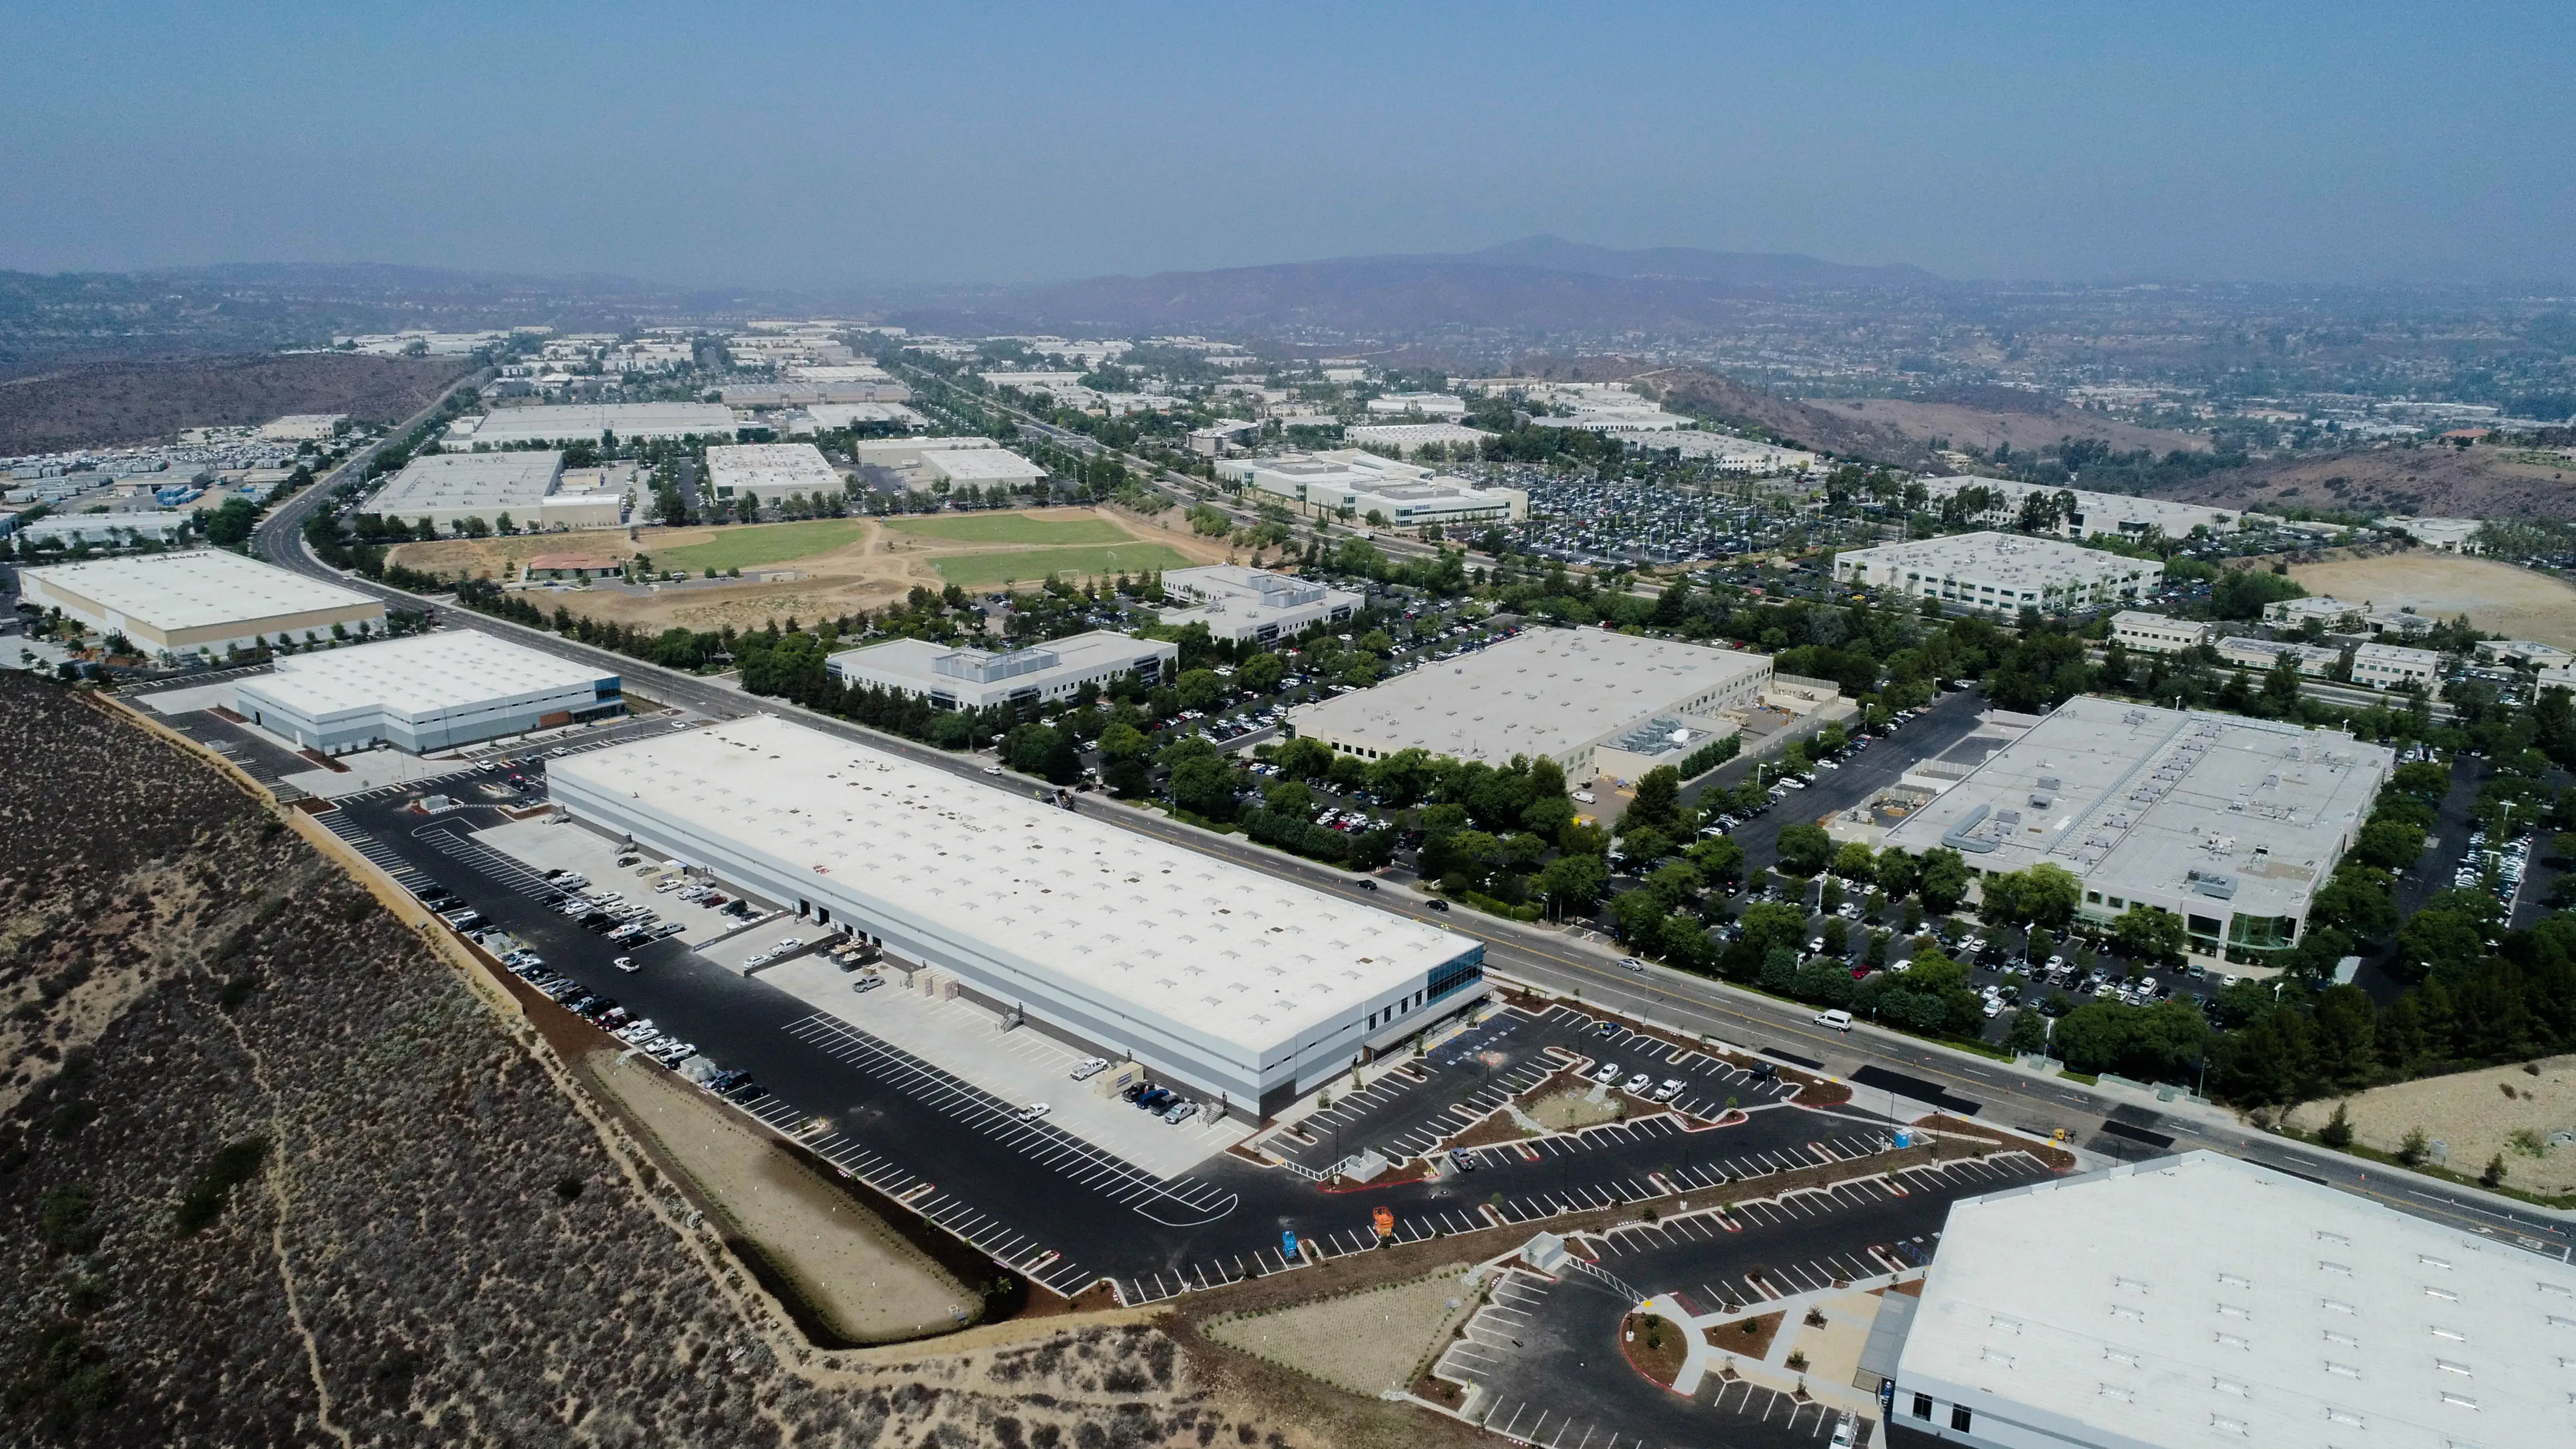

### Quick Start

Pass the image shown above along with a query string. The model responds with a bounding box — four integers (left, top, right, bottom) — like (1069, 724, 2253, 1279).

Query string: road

(242, 459, 2576, 1261)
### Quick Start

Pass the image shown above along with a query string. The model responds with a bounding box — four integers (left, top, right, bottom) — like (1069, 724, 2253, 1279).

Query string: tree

(1236, 652, 1285, 692)
(1619, 766, 1683, 838)
(1917, 848, 1971, 913)
(2111, 905, 2188, 963)
(1875, 849, 1919, 900)
(1535, 852, 1608, 914)
(1776, 823, 1834, 876)
(1005, 724, 1081, 784)
(202, 496, 258, 547)
(1176, 668, 1222, 712)
(1686, 835, 1745, 886)
(1832, 841, 1878, 881)
(2353, 818, 2427, 870)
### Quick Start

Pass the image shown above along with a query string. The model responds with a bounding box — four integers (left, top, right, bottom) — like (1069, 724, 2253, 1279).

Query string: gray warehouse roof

(372, 451, 563, 516)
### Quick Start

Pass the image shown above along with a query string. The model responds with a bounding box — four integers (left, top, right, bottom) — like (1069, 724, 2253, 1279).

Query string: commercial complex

(1215, 450, 1527, 527)
(257, 414, 346, 441)
(704, 442, 839, 502)
(1874, 697, 2391, 963)
(443, 402, 737, 447)
(546, 715, 1486, 1118)
(2107, 611, 2210, 655)
(2213, 635, 2344, 677)
(19, 549, 384, 658)
(1832, 532, 2163, 616)
(1286, 628, 1773, 781)
(1363, 392, 1468, 418)
(2377, 515, 2482, 552)
(1921, 475, 2245, 538)
(826, 630, 1176, 710)
(1156, 565, 1361, 644)
(17, 513, 192, 547)
(852, 436, 1001, 470)
(1890, 1152, 2576, 1449)
(369, 451, 626, 532)
(2351, 641, 2441, 690)
(235, 632, 623, 754)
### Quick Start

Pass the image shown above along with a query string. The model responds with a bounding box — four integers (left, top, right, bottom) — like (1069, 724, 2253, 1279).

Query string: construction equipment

(1371, 1206, 1396, 1245)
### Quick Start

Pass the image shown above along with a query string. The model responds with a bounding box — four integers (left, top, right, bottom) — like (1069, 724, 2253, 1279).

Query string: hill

(2139, 442, 2576, 521)
(1793, 391, 2210, 459)
(897, 237, 1943, 336)
(0, 352, 470, 454)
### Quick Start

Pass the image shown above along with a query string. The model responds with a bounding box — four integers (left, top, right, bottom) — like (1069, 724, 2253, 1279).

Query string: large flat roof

(1286, 628, 1772, 765)
(547, 716, 1471, 1053)
(240, 631, 613, 718)
(1881, 696, 2389, 920)
(705, 442, 838, 492)
(451, 403, 736, 445)
(21, 549, 378, 631)
(373, 452, 562, 514)
(1901, 1151, 2576, 1449)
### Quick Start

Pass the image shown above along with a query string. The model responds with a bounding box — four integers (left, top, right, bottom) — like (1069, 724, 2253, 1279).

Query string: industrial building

(442, 402, 737, 447)
(2107, 610, 2210, 655)
(369, 451, 625, 532)
(2377, 515, 2483, 552)
(1215, 450, 1527, 527)
(1363, 392, 1469, 418)
(1156, 566, 1361, 644)
(826, 630, 1176, 709)
(1920, 475, 2245, 539)
(1832, 532, 2163, 616)
(703, 442, 840, 501)
(1873, 697, 2391, 963)
(924, 447, 1045, 488)
(2350, 641, 2441, 690)
(852, 436, 1000, 470)
(546, 715, 1486, 1118)
(785, 403, 926, 434)
(1343, 423, 1495, 458)
(235, 631, 623, 754)
(258, 414, 346, 441)
(1889, 1152, 2576, 1449)
(1286, 628, 1773, 780)
(17, 513, 192, 548)
(19, 549, 384, 658)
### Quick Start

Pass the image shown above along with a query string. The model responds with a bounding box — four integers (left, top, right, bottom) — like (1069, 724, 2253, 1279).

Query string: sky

(5, 1, 2571, 290)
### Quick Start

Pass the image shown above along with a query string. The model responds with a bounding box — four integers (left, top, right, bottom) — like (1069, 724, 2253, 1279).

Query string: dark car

(1425, 899, 1450, 913)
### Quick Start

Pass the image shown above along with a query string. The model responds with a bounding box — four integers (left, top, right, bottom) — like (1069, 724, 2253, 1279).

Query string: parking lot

(1435, 1151, 2053, 1449)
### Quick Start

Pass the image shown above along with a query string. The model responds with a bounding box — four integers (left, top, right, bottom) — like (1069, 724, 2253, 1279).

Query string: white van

(1814, 1008, 1854, 1032)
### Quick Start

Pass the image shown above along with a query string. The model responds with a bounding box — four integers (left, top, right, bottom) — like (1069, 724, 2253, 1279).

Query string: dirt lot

(0, 352, 471, 453)
(387, 504, 1239, 634)
(1797, 395, 2208, 458)
(2281, 1056, 2576, 1197)
(579, 1049, 971, 1344)
(2152, 443, 2576, 522)
(1203, 1263, 1479, 1395)
(1526, 1084, 1630, 1131)
(2287, 552, 2576, 649)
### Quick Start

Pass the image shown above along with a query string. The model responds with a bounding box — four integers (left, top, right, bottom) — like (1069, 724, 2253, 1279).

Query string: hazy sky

(7, 2, 2570, 289)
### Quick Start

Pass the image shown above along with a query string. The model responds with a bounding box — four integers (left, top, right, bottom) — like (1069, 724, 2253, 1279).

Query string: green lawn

(885, 513, 1129, 545)
(657, 519, 868, 573)
(930, 542, 1194, 588)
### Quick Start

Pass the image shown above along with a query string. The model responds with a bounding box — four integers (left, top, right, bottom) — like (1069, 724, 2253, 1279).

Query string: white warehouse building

(369, 451, 627, 532)
(546, 716, 1488, 1119)
(19, 549, 384, 659)
(704, 442, 839, 501)
(1157, 565, 1361, 645)
(235, 631, 625, 754)
(1216, 450, 1527, 527)
(827, 630, 1176, 709)
(1921, 475, 2245, 539)
(442, 402, 738, 447)
(1833, 532, 2163, 616)
(1890, 1152, 2576, 1449)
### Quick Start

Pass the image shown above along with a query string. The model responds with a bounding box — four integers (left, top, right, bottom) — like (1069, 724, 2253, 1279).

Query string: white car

(851, 975, 883, 993)
(1623, 1072, 1653, 1095)
(1619, 956, 1646, 973)
(1652, 1078, 1684, 1102)
(613, 956, 638, 973)
(1593, 1062, 1622, 1084)
(1070, 1057, 1109, 1080)
(1814, 1008, 1854, 1032)
(1572, 790, 1596, 804)
(1015, 1103, 1050, 1121)
(774, 937, 803, 952)
(983, 764, 1003, 776)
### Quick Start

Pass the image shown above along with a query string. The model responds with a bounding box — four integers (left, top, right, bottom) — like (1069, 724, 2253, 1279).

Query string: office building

(1343, 423, 1495, 458)
(826, 630, 1176, 709)
(443, 402, 737, 447)
(2350, 642, 2441, 690)
(784, 403, 926, 435)
(2265, 596, 2368, 630)
(1890, 1152, 2576, 1449)
(1921, 475, 2245, 539)
(704, 443, 840, 502)
(258, 414, 346, 441)
(852, 436, 1000, 470)
(1832, 532, 2163, 616)
(2108, 611, 2210, 655)
(2214, 636, 2343, 677)
(235, 632, 623, 754)
(1286, 628, 1773, 780)
(19, 549, 384, 658)
(1215, 450, 1527, 527)
(369, 451, 625, 532)
(1874, 697, 2392, 963)
(1364, 392, 1469, 419)
(2377, 516, 2483, 553)
(547, 715, 1486, 1118)
(1157, 566, 1361, 644)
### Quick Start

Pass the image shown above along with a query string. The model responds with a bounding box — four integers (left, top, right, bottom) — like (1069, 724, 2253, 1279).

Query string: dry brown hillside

(1793, 392, 2208, 459)
(0, 353, 469, 453)
(2142, 443, 2576, 521)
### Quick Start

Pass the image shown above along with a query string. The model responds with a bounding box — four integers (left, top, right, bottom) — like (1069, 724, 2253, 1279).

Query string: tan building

(20, 550, 384, 659)
(2107, 610, 2209, 655)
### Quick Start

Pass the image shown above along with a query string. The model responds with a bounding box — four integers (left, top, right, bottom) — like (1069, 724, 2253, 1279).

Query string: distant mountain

(894, 237, 1943, 336)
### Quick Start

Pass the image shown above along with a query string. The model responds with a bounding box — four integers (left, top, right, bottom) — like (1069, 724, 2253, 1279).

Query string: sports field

(884, 514, 1128, 545)
(930, 542, 1193, 588)
(657, 518, 868, 573)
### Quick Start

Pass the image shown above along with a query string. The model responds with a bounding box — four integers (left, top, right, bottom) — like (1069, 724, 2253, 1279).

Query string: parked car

(1448, 1147, 1479, 1172)
(1015, 1103, 1049, 1121)
(1652, 1078, 1684, 1102)
(852, 975, 883, 994)
(1070, 1057, 1109, 1080)
(1163, 1100, 1197, 1124)
(1592, 1062, 1621, 1084)
(1623, 1072, 1652, 1095)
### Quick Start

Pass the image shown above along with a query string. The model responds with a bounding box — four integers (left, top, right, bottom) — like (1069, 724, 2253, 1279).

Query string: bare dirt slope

(0, 352, 472, 453)
(1793, 394, 2208, 458)
(2142, 444, 2576, 522)
(2281, 1056, 2576, 1198)
(0, 673, 1396, 1447)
